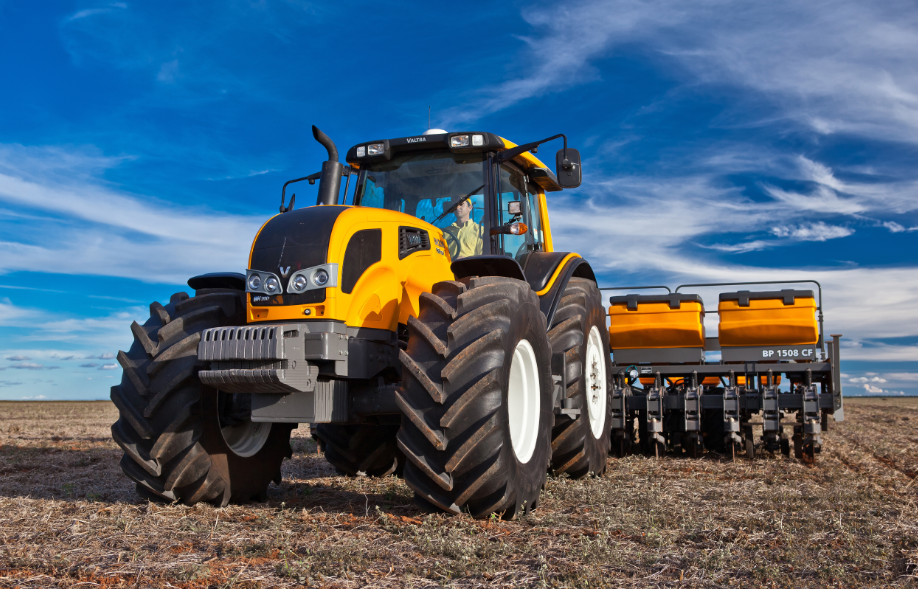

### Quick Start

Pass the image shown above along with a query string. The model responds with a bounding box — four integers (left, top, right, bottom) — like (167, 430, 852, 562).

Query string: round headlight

(264, 276, 280, 293)
(312, 269, 329, 286)
(292, 275, 307, 291)
(248, 274, 262, 290)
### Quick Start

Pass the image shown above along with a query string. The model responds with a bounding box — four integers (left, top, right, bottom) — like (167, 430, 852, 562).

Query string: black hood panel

(249, 206, 347, 307)
(250, 205, 348, 276)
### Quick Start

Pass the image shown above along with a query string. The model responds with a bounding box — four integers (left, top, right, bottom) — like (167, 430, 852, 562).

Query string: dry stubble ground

(0, 398, 916, 588)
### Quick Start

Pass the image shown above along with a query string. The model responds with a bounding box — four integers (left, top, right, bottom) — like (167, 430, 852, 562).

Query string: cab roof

(345, 131, 561, 192)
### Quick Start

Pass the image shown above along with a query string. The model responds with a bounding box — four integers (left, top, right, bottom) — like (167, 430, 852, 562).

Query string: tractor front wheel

(397, 276, 554, 519)
(111, 289, 293, 505)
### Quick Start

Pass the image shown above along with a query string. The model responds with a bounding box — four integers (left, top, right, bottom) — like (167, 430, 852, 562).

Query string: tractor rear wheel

(110, 289, 294, 506)
(548, 278, 612, 477)
(314, 423, 403, 477)
(397, 276, 553, 519)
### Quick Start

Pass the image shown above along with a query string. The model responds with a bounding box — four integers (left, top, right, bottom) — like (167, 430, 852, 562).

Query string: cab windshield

(353, 151, 487, 259)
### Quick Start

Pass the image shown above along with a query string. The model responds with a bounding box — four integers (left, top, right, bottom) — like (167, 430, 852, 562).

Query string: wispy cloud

(66, 3, 126, 22)
(763, 184, 866, 215)
(5, 355, 32, 361)
(849, 376, 887, 384)
(448, 0, 918, 144)
(771, 222, 853, 242)
(0, 144, 262, 283)
(8, 362, 60, 370)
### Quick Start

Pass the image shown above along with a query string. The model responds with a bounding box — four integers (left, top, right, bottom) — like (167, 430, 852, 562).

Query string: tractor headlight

(450, 135, 469, 147)
(471, 134, 484, 146)
(285, 264, 337, 293)
(356, 146, 366, 157)
(264, 276, 280, 294)
(248, 274, 262, 290)
(367, 143, 384, 155)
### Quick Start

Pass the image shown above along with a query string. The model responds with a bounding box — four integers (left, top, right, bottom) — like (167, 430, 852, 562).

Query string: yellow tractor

(111, 127, 609, 518)
(111, 126, 845, 517)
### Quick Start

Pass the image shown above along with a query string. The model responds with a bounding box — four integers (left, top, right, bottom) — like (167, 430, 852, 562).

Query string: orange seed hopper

(718, 290, 818, 347)
(608, 293, 705, 350)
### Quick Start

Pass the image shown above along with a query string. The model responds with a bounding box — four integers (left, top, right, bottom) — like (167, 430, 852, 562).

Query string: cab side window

(498, 164, 539, 261)
(526, 184, 544, 250)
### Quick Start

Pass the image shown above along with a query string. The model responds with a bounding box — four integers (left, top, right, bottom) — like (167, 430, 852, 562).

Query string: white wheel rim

(585, 326, 608, 439)
(219, 392, 271, 458)
(222, 420, 271, 457)
(507, 338, 540, 464)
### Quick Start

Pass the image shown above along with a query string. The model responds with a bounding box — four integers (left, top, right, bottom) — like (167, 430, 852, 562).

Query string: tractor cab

(344, 130, 580, 264)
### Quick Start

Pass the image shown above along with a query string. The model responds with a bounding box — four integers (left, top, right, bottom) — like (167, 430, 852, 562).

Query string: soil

(0, 397, 915, 587)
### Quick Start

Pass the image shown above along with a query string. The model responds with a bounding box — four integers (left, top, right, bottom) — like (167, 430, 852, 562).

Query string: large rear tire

(548, 278, 612, 477)
(397, 276, 553, 519)
(313, 423, 403, 477)
(110, 289, 294, 506)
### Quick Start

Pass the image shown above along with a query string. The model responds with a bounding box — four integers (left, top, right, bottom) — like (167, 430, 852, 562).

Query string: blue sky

(1, 0, 917, 399)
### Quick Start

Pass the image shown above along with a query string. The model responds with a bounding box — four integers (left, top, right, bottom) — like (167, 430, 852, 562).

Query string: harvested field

(0, 398, 916, 588)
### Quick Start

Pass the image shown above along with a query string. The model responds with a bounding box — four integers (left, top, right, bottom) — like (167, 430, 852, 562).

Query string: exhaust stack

(313, 125, 344, 206)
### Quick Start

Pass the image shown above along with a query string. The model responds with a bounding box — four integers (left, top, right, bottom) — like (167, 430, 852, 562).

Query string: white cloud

(445, 1, 918, 145)
(0, 144, 260, 283)
(66, 4, 126, 22)
(0, 146, 263, 246)
(837, 342, 918, 362)
(860, 384, 905, 395)
(98, 364, 118, 370)
(0, 300, 143, 353)
(849, 376, 888, 384)
(883, 221, 906, 233)
(0, 297, 41, 324)
(762, 184, 866, 215)
(5, 355, 32, 361)
(771, 222, 853, 242)
(884, 372, 918, 382)
(9, 362, 59, 371)
(703, 240, 772, 254)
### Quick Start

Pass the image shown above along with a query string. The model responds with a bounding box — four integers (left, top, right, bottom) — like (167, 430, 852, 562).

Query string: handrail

(674, 280, 825, 358)
(599, 285, 672, 294)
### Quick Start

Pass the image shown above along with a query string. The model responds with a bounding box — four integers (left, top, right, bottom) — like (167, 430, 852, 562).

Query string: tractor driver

(442, 194, 483, 260)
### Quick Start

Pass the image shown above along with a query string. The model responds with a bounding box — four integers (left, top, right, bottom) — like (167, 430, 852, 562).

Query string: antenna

(428, 106, 430, 130)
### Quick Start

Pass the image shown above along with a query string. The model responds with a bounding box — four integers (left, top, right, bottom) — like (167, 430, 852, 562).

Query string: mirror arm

(279, 165, 353, 213)
(496, 134, 567, 163)
(280, 173, 321, 213)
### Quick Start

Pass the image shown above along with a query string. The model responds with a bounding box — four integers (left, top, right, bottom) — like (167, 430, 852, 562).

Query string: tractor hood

(248, 205, 349, 304)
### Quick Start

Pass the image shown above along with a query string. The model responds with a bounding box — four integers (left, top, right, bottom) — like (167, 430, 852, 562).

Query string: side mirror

(555, 148, 582, 189)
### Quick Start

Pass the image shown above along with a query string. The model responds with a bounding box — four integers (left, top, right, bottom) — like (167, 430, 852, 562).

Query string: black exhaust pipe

(313, 125, 344, 206)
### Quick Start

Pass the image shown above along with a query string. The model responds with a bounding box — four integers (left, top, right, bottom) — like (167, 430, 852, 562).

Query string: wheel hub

(585, 326, 608, 439)
(218, 392, 271, 458)
(507, 338, 540, 464)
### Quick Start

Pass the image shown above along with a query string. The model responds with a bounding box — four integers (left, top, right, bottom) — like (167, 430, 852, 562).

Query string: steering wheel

(514, 242, 530, 260)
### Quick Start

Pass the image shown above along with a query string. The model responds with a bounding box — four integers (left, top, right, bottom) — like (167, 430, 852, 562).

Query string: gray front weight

(197, 324, 326, 395)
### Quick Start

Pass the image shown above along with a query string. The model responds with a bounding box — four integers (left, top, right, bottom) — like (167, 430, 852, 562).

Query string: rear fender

(530, 254, 596, 326)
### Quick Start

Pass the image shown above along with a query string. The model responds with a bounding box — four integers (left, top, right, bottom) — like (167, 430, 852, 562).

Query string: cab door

(495, 162, 544, 261)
